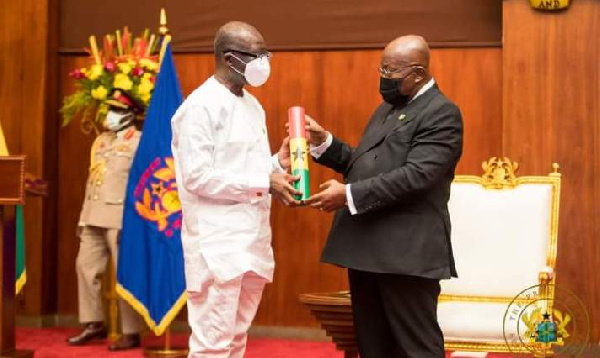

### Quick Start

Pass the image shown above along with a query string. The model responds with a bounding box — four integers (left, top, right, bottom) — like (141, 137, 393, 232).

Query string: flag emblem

(134, 156, 181, 234)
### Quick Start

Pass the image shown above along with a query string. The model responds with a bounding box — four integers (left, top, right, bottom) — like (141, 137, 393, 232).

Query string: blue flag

(117, 44, 186, 335)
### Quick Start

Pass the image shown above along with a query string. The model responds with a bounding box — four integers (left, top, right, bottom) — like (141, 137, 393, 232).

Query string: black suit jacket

(315, 85, 462, 279)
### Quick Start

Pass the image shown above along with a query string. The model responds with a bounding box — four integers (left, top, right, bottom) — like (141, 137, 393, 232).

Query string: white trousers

(187, 271, 266, 358)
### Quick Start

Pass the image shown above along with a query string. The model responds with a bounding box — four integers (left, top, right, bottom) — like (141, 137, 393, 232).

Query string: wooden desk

(299, 291, 358, 358)
(0, 156, 32, 358)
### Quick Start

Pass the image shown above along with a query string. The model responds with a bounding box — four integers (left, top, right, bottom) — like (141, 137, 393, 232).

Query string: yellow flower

(117, 63, 132, 75)
(91, 86, 108, 100)
(114, 73, 133, 90)
(139, 58, 159, 71)
(80, 67, 87, 74)
(87, 64, 103, 80)
(138, 78, 154, 95)
(142, 72, 152, 80)
(141, 93, 151, 104)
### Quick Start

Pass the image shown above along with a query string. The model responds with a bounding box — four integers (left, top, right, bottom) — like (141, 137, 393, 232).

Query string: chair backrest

(440, 157, 561, 299)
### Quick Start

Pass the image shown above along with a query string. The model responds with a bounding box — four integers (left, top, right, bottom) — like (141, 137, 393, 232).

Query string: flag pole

(165, 327, 171, 350)
(104, 260, 119, 342)
(158, 8, 171, 66)
(143, 325, 188, 357)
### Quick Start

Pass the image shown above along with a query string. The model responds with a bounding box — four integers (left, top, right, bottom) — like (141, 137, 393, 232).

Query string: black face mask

(379, 77, 409, 107)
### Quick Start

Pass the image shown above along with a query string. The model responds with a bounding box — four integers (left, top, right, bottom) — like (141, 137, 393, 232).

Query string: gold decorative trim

(445, 341, 534, 353)
(116, 283, 187, 336)
(80, 114, 101, 136)
(16, 270, 26, 295)
(530, 0, 570, 11)
(481, 157, 519, 188)
(439, 294, 536, 304)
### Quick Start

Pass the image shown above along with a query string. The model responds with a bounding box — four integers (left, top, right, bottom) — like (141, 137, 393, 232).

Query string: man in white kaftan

(171, 22, 300, 358)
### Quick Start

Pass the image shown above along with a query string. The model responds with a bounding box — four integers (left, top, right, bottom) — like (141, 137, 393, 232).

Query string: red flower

(105, 62, 116, 73)
(69, 69, 85, 79)
(132, 67, 144, 77)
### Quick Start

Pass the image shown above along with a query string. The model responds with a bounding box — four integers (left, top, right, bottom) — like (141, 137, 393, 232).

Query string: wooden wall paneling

(594, 2, 600, 341)
(503, 0, 600, 341)
(59, 0, 502, 53)
(18, 0, 45, 316)
(173, 54, 215, 96)
(431, 48, 503, 174)
(19, 0, 61, 317)
(0, 1, 23, 155)
(56, 57, 96, 315)
(56, 47, 502, 326)
(502, 3, 553, 175)
(41, 0, 61, 315)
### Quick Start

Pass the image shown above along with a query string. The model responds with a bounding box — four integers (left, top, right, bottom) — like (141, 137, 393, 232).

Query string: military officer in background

(67, 89, 143, 351)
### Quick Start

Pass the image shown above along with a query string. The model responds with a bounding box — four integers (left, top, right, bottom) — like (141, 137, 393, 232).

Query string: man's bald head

(214, 21, 265, 60)
(379, 35, 432, 102)
(213, 21, 268, 95)
(383, 35, 430, 69)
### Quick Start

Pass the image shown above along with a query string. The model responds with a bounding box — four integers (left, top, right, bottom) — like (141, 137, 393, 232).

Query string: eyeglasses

(378, 64, 424, 78)
(224, 49, 272, 61)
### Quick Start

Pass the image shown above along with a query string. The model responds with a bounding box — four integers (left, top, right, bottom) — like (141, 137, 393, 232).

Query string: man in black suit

(306, 35, 463, 357)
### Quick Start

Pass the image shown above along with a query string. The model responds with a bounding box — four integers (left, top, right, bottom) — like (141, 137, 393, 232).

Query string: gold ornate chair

(438, 157, 561, 356)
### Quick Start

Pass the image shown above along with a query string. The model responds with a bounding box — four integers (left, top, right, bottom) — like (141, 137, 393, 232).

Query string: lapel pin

(398, 114, 406, 121)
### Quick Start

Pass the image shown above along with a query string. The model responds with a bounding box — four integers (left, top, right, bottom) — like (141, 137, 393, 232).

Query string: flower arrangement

(61, 27, 161, 134)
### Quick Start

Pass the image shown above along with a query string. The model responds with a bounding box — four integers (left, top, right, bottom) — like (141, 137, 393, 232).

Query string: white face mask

(105, 110, 132, 132)
(231, 55, 271, 87)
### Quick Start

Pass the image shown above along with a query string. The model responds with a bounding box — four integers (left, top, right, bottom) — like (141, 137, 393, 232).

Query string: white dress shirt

(311, 78, 436, 215)
(172, 76, 280, 288)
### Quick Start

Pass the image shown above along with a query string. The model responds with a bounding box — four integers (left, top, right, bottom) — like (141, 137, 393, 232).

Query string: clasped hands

(270, 115, 347, 212)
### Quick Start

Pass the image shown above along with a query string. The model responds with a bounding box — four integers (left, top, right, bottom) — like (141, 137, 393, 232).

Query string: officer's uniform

(76, 126, 141, 334)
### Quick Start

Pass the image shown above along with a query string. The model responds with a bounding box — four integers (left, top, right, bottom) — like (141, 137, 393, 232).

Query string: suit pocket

(107, 152, 134, 176)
